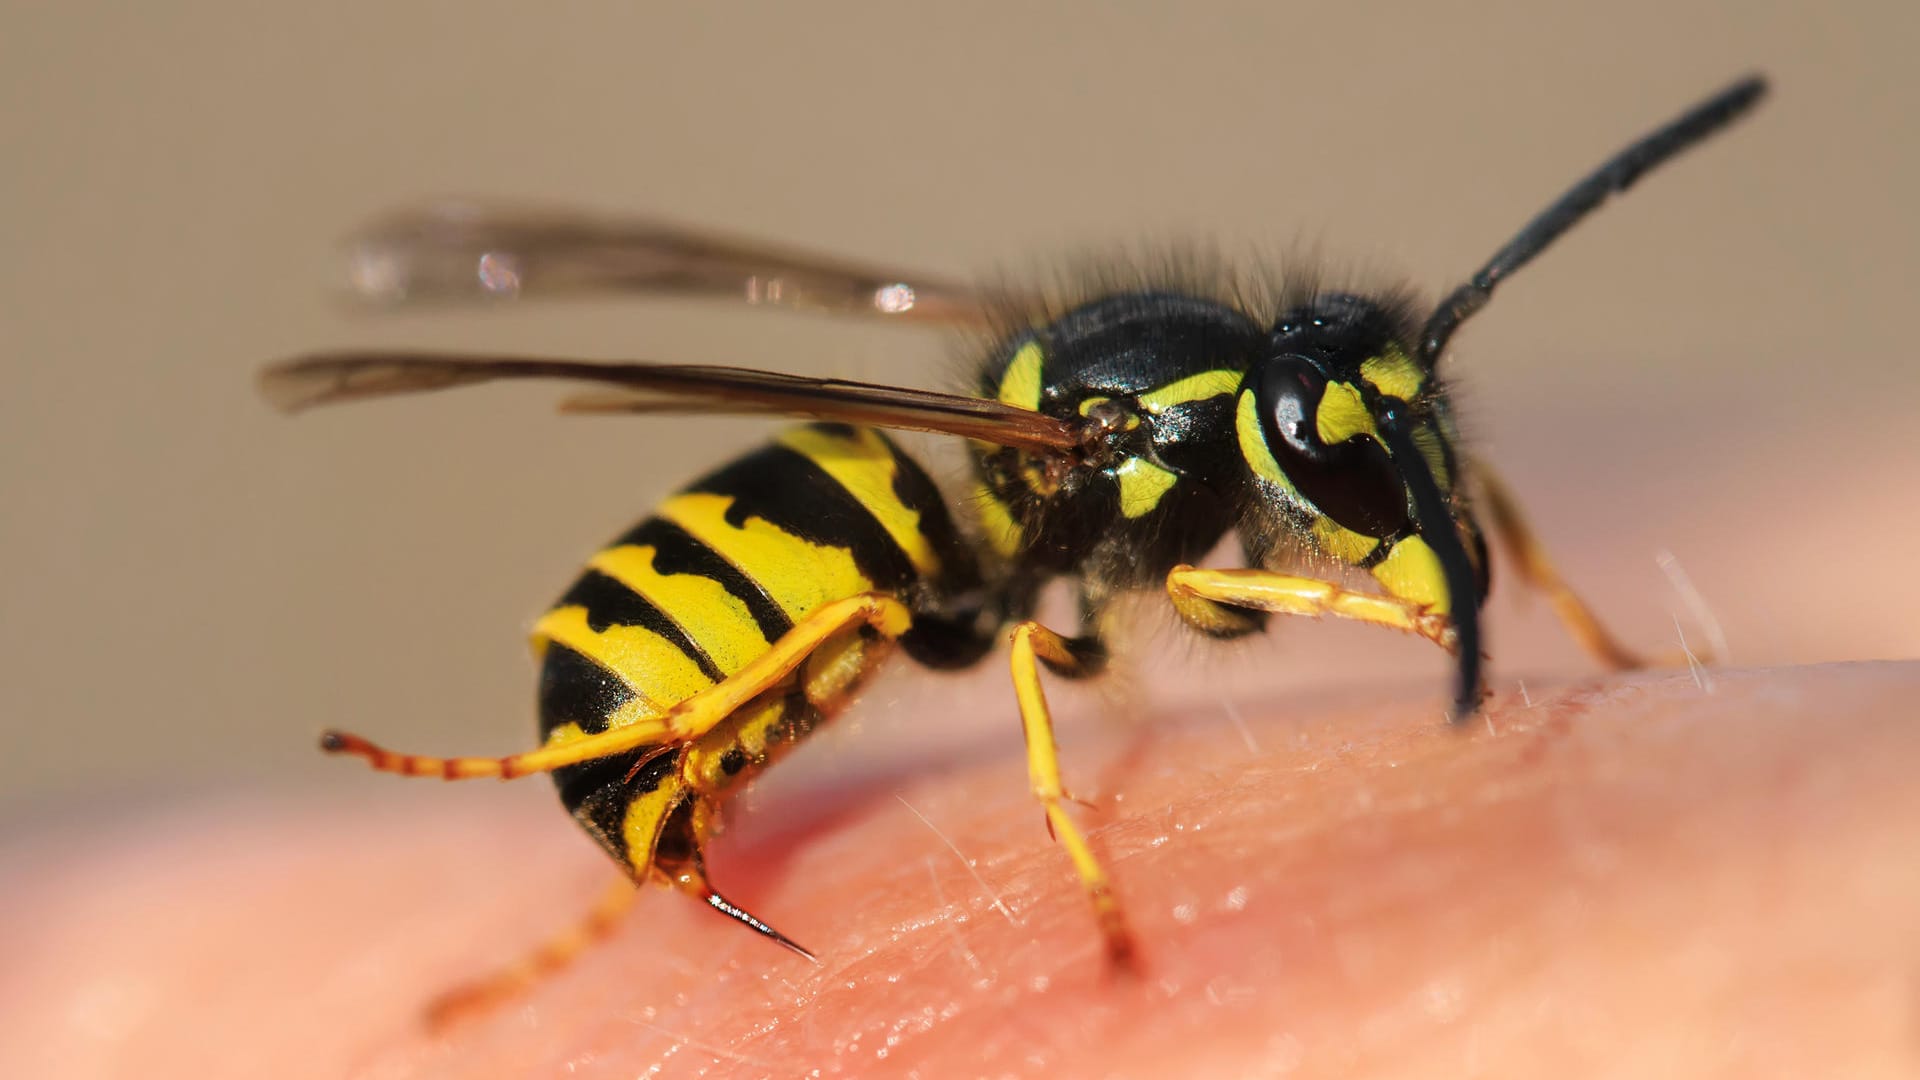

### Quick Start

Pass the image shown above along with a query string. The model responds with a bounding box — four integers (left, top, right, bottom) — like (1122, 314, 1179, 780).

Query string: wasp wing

(341, 200, 1019, 326)
(261, 352, 1082, 454)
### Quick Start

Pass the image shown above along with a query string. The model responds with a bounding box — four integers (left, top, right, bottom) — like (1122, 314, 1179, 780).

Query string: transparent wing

(260, 351, 1084, 454)
(341, 200, 1016, 325)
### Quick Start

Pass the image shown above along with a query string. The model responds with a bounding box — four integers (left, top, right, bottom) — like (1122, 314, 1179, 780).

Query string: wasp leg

(1166, 565, 1458, 649)
(423, 876, 639, 1032)
(1470, 459, 1658, 670)
(320, 593, 914, 779)
(1007, 620, 1136, 968)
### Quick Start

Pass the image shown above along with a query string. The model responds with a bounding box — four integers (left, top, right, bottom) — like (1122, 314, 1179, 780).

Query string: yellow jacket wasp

(263, 75, 1766, 1024)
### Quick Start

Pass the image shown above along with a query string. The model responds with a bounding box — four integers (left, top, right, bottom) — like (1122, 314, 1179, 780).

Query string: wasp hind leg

(422, 876, 640, 1032)
(1006, 620, 1137, 967)
(319, 593, 915, 780)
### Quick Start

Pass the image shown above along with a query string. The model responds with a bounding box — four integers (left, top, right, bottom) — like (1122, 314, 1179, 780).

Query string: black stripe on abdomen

(554, 569, 726, 683)
(614, 517, 794, 645)
(537, 641, 633, 740)
(686, 441, 917, 591)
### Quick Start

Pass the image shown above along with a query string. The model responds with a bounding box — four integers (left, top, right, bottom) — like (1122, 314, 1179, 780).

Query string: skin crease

(3, 645, 1918, 1078)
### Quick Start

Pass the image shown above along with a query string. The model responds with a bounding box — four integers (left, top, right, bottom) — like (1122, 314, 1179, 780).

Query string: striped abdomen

(532, 423, 975, 879)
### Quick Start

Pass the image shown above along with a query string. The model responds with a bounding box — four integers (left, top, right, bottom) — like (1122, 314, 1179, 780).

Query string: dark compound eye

(1253, 355, 1411, 537)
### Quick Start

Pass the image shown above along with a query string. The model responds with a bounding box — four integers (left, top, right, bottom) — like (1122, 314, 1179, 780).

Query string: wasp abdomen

(530, 423, 973, 880)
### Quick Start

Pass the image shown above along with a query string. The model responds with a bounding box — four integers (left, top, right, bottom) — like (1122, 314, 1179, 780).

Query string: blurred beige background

(3, 2, 1916, 810)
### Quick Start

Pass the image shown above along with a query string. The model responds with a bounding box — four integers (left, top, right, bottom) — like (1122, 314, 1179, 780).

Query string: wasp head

(1239, 291, 1487, 716)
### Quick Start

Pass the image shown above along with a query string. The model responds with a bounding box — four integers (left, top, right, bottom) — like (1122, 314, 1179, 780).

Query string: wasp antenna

(1377, 405, 1484, 720)
(1419, 74, 1768, 366)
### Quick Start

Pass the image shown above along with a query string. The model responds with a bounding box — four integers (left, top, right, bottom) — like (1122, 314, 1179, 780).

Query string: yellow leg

(322, 593, 914, 779)
(1470, 459, 1654, 670)
(1007, 620, 1136, 968)
(424, 876, 638, 1032)
(1166, 564, 1457, 650)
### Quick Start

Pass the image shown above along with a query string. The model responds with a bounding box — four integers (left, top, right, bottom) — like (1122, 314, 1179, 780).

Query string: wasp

(263, 76, 1766, 1023)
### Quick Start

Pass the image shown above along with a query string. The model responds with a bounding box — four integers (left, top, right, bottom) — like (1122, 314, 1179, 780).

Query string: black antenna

(1376, 404, 1483, 721)
(1419, 75, 1768, 366)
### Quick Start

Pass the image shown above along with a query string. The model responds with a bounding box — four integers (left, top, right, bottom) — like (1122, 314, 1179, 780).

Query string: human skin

(3, 653, 1916, 1078)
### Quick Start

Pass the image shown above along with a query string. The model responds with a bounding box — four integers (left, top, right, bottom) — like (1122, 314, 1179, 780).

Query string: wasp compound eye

(1254, 354, 1410, 537)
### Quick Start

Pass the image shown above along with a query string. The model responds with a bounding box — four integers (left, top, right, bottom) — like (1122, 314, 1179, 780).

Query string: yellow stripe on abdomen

(659, 492, 873, 623)
(532, 605, 716, 715)
(587, 545, 771, 676)
(776, 425, 940, 578)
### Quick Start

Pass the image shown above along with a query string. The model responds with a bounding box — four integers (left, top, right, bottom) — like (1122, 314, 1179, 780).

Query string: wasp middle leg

(1006, 619, 1137, 967)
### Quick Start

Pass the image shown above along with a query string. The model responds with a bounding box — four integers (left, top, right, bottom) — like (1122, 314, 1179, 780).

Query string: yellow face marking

(1138, 369, 1242, 414)
(1411, 422, 1452, 489)
(777, 425, 940, 578)
(973, 483, 1023, 559)
(533, 604, 715, 710)
(1360, 346, 1425, 401)
(660, 492, 873, 623)
(997, 340, 1044, 410)
(1371, 535, 1451, 614)
(1077, 396, 1110, 417)
(1235, 390, 1293, 491)
(1237, 388, 1393, 558)
(1311, 517, 1381, 564)
(1113, 457, 1179, 518)
(1315, 380, 1377, 446)
(588, 546, 769, 675)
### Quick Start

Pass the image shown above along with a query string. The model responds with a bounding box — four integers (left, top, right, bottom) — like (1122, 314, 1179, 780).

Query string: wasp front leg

(1167, 556, 1489, 720)
(1165, 565, 1458, 651)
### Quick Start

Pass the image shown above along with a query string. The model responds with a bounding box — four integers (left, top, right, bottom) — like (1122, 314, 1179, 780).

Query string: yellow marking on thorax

(1315, 381, 1378, 445)
(1312, 517, 1381, 564)
(587, 545, 769, 675)
(660, 492, 873, 623)
(997, 341, 1044, 410)
(533, 605, 716, 712)
(777, 425, 940, 578)
(1371, 536, 1450, 613)
(1114, 457, 1179, 518)
(1138, 369, 1242, 414)
(1360, 346, 1425, 401)
(973, 483, 1024, 559)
